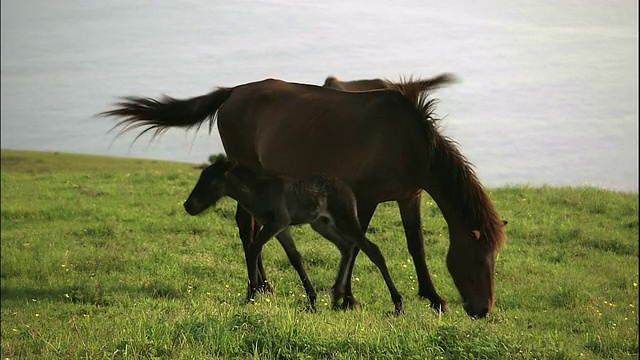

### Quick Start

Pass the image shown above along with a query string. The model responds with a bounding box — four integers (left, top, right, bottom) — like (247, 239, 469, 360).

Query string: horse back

(217, 79, 429, 202)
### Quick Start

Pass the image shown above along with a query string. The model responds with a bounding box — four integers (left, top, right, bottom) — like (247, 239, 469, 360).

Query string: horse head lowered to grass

(100, 73, 507, 318)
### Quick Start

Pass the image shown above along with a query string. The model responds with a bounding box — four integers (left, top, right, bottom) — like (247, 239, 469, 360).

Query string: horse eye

(474, 256, 485, 266)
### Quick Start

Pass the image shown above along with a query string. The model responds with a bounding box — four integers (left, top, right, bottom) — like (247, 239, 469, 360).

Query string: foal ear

(210, 153, 228, 165)
(471, 230, 481, 240)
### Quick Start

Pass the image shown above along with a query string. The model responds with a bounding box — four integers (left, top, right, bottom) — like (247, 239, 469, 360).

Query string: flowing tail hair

(98, 87, 234, 142)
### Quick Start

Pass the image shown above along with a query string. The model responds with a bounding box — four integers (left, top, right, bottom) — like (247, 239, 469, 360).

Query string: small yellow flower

(634, 282, 638, 288)
(265, 298, 271, 303)
(34, 314, 39, 317)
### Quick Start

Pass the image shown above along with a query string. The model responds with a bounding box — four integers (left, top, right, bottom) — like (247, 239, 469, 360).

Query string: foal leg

(339, 201, 378, 310)
(235, 205, 273, 294)
(244, 222, 286, 303)
(309, 221, 354, 310)
(275, 229, 318, 312)
(398, 193, 449, 312)
(339, 221, 403, 315)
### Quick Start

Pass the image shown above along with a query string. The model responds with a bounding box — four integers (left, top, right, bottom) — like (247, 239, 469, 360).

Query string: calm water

(2, 0, 638, 192)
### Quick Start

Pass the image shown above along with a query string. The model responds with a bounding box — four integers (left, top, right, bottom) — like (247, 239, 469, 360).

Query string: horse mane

(390, 78, 506, 252)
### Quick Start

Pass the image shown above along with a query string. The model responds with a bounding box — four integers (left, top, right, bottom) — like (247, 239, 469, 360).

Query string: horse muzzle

(183, 199, 203, 216)
(463, 301, 491, 319)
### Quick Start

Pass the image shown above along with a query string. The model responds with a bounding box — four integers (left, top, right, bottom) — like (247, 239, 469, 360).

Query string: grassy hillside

(1, 149, 638, 359)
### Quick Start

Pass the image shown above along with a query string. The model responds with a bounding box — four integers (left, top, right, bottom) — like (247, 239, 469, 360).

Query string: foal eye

(473, 256, 485, 266)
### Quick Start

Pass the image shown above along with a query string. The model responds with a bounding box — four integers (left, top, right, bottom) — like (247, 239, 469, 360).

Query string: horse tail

(99, 87, 234, 141)
(413, 72, 458, 92)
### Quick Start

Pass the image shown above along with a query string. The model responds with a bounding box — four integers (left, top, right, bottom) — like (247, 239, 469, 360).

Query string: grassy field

(1, 149, 638, 359)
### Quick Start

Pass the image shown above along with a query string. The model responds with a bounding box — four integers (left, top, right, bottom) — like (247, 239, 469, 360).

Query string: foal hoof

(258, 281, 274, 294)
(243, 287, 258, 305)
(243, 297, 256, 305)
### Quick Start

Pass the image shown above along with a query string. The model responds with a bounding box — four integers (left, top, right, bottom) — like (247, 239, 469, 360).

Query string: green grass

(2, 149, 638, 359)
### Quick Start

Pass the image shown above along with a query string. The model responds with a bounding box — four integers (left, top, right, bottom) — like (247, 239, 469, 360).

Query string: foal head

(184, 157, 232, 215)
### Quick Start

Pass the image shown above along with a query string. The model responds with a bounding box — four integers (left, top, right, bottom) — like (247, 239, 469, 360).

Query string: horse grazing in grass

(184, 156, 404, 314)
(100, 73, 506, 318)
(323, 73, 456, 92)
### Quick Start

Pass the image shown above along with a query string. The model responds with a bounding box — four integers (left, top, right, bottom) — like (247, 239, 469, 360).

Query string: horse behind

(183, 156, 404, 314)
(323, 73, 457, 92)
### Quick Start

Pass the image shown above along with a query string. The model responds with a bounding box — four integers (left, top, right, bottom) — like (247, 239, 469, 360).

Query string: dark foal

(183, 157, 403, 314)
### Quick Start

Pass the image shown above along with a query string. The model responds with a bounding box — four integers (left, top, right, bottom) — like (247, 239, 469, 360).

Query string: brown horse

(322, 73, 457, 91)
(184, 156, 403, 314)
(100, 74, 507, 318)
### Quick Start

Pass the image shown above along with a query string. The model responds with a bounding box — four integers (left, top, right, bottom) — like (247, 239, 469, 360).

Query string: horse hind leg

(355, 234, 404, 315)
(275, 229, 317, 312)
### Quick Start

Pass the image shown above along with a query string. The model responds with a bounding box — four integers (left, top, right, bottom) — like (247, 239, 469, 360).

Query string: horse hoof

(430, 300, 450, 313)
(303, 305, 317, 313)
(385, 308, 404, 317)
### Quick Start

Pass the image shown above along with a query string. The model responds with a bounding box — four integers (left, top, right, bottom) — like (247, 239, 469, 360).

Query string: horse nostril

(477, 307, 489, 318)
(464, 303, 490, 319)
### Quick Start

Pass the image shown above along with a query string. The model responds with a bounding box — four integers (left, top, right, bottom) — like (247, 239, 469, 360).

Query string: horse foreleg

(235, 205, 273, 294)
(350, 233, 404, 315)
(275, 230, 317, 312)
(398, 193, 449, 312)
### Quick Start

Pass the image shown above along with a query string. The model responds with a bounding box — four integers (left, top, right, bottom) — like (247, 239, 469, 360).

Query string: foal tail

(99, 87, 234, 141)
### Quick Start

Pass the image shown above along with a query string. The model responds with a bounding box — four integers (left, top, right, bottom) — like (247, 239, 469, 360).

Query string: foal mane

(390, 78, 506, 252)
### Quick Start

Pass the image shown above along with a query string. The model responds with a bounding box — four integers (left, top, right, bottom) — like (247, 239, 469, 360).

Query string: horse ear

(471, 230, 481, 240)
(502, 220, 508, 226)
